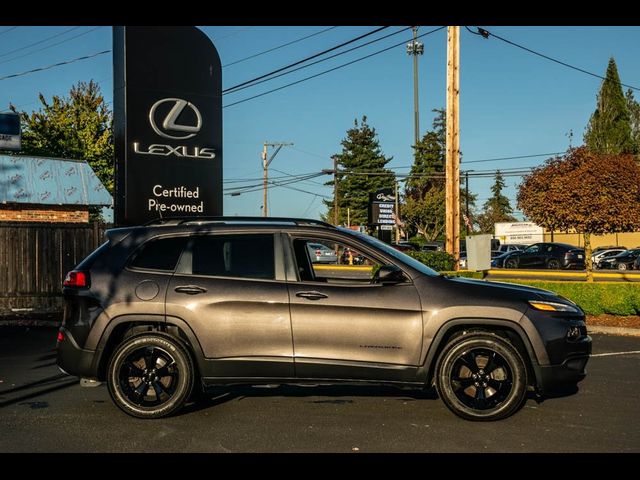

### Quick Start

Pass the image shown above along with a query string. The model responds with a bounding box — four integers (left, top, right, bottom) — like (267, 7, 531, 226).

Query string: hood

(443, 275, 558, 300)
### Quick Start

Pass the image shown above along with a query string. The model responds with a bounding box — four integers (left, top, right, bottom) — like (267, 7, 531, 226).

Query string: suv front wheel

(436, 332, 527, 421)
(107, 334, 194, 419)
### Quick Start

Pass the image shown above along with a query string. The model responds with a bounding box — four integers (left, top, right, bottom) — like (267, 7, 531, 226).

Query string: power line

(223, 26, 339, 67)
(223, 26, 390, 94)
(211, 26, 253, 42)
(271, 168, 325, 186)
(224, 172, 327, 194)
(225, 26, 413, 95)
(0, 26, 82, 60)
(466, 26, 640, 92)
(275, 183, 331, 199)
(223, 26, 446, 109)
(461, 151, 565, 165)
(0, 26, 104, 66)
(290, 146, 330, 161)
(0, 50, 111, 82)
(301, 194, 319, 216)
(0, 27, 19, 37)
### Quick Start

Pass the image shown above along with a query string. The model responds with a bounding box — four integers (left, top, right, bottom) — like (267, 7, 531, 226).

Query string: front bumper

(524, 308, 592, 394)
(536, 351, 590, 394)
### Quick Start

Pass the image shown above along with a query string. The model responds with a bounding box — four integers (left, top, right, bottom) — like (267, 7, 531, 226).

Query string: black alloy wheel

(107, 334, 194, 419)
(436, 332, 527, 421)
(504, 258, 518, 269)
(547, 259, 561, 269)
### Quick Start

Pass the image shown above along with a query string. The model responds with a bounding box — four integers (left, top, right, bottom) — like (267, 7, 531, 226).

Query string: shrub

(497, 280, 640, 316)
(441, 270, 485, 279)
(407, 250, 455, 271)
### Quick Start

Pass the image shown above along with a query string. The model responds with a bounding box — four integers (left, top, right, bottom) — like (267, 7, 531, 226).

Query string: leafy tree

(476, 170, 518, 233)
(626, 88, 640, 153)
(324, 116, 395, 225)
(12, 80, 113, 221)
(517, 147, 640, 281)
(402, 108, 475, 240)
(584, 57, 635, 154)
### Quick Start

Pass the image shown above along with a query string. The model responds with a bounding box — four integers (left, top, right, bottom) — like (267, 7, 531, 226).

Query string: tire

(107, 334, 194, 419)
(504, 258, 518, 269)
(618, 263, 628, 271)
(435, 332, 528, 421)
(547, 259, 561, 269)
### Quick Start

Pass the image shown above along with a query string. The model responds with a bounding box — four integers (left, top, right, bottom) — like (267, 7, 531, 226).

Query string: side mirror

(375, 265, 407, 285)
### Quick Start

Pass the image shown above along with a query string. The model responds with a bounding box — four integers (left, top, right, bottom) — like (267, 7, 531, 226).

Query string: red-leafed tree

(517, 147, 640, 281)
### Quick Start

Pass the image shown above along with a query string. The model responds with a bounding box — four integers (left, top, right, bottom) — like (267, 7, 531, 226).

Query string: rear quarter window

(129, 236, 188, 271)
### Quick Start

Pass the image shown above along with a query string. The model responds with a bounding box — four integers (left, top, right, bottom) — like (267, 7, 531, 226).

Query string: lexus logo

(149, 98, 202, 140)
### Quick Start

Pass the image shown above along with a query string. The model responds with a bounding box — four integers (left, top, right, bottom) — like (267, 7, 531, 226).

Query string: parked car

(597, 248, 640, 270)
(593, 245, 627, 253)
(634, 255, 640, 271)
(307, 242, 338, 264)
(491, 251, 515, 269)
(502, 243, 585, 270)
(421, 241, 443, 252)
(497, 244, 527, 254)
(57, 216, 591, 421)
(391, 242, 418, 253)
(591, 248, 626, 268)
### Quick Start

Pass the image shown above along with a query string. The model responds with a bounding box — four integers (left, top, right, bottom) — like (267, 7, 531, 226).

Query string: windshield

(338, 228, 439, 277)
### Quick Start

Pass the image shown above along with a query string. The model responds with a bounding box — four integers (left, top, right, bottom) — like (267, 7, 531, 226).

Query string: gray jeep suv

(57, 217, 591, 421)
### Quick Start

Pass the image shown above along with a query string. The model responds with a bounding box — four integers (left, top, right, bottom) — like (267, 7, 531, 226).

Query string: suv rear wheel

(107, 334, 194, 419)
(436, 332, 527, 421)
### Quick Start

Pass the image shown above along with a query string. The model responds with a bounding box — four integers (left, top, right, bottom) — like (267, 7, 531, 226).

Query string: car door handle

(296, 291, 328, 300)
(174, 285, 207, 295)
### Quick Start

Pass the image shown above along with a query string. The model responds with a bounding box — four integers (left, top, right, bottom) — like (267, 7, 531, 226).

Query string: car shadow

(177, 384, 439, 417)
(529, 385, 580, 403)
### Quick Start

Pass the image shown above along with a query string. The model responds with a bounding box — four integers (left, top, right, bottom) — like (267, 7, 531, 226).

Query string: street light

(407, 26, 424, 153)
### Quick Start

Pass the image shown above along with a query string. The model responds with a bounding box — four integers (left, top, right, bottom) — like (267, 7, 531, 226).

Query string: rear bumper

(56, 326, 98, 378)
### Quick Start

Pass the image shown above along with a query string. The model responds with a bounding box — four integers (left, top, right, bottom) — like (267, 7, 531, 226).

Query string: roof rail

(143, 216, 335, 228)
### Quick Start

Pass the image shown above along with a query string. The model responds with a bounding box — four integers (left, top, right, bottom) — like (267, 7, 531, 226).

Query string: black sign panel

(113, 26, 222, 226)
(0, 113, 21, 151)
(368, 188, 396, 227)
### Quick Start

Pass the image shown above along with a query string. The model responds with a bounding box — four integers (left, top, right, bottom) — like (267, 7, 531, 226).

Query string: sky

(1, 25, 639, 222)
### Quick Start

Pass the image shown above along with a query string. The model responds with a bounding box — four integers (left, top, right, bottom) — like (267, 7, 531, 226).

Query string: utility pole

(465, 170, 470, 236)
(407, 26, 424, 155)
(395, 181, 400, 242)
(262, 141, 293, 217)
(445, 26, 460, 268)
(333, 155, 339, 226)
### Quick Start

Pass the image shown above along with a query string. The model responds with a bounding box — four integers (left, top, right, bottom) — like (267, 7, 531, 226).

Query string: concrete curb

(587, 325, 640, 337)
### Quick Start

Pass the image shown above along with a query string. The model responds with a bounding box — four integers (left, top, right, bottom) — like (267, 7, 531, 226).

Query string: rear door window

(191, 234, 275, 280)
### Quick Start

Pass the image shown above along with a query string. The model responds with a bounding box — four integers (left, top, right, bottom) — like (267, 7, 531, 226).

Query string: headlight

(528, 300, 580, 313)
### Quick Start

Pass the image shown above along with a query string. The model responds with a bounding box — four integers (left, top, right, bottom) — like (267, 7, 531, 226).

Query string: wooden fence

(0, 222, 107, 316)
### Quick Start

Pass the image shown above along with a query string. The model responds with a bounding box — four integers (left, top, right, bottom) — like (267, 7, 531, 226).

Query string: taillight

(63, 270, 89, 287)
(57, 331, 65, 342)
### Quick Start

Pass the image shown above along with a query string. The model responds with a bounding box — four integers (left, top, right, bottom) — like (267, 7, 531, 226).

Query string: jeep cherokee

(57, 217, 591, 421)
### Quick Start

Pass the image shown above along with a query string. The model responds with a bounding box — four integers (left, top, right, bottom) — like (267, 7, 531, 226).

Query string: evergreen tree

(476, 170, 517, 233)
(584, 57, 635, 154)
(626, 88, 640, 153)
(402, 109, 475, 240)
(11, 80, 113, 221)
(324, 116, 395, 225)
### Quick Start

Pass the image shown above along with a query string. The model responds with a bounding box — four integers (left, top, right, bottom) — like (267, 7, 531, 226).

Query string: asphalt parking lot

(1, 327, 639, 453)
